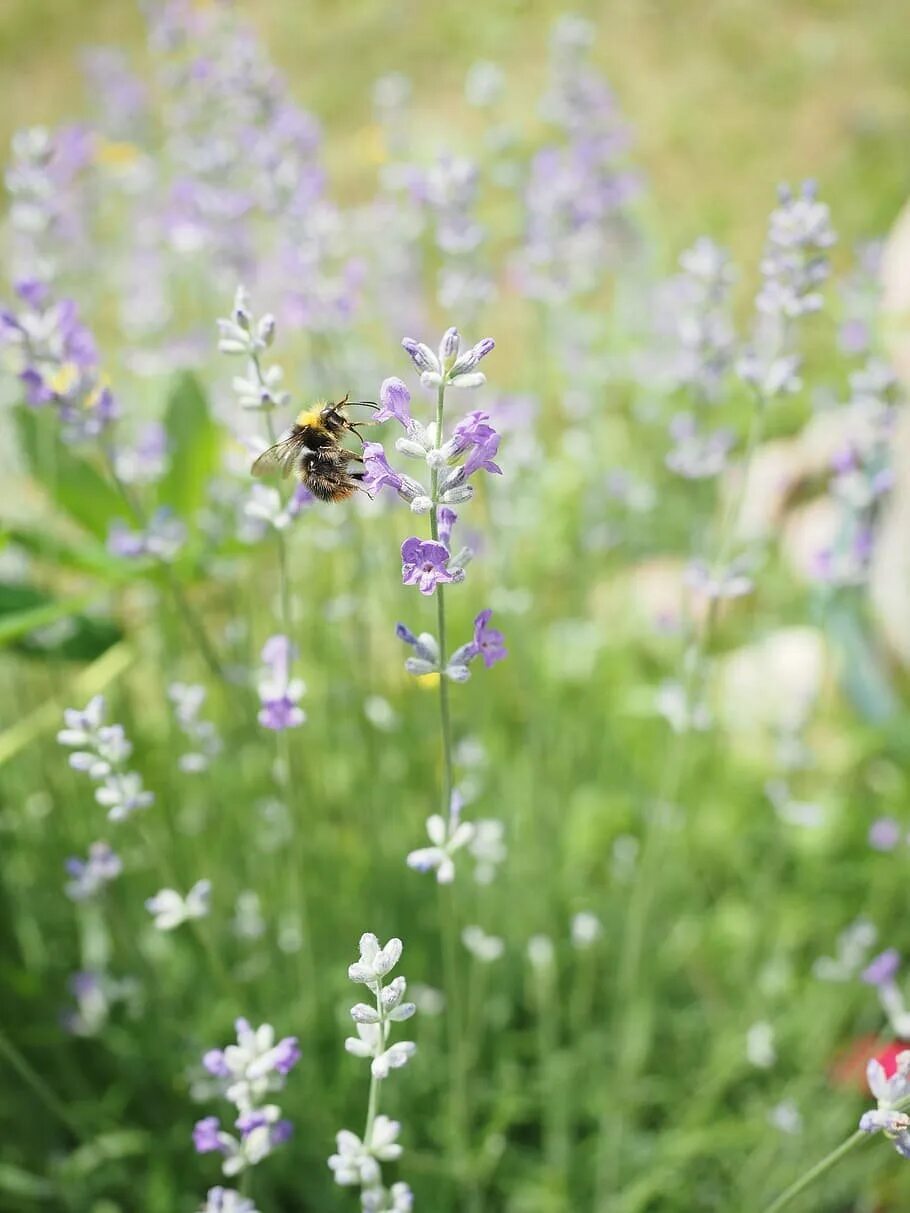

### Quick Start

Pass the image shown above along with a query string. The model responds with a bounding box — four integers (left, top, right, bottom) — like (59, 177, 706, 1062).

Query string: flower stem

(598, 397, 769, 1203)
(429, 380, 474, 1202)
(762, 1129, 866, 1213)
(0, 1027, 83, 1140)
(363, 977, 384, 1149)
(261, 410, 315, 1029)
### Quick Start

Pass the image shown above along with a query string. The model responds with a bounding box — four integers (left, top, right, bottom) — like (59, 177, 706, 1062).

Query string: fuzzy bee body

(251, 396, 367, 502)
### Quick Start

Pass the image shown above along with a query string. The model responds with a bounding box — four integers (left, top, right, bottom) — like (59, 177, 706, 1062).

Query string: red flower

(831, 1035, 907, 1090)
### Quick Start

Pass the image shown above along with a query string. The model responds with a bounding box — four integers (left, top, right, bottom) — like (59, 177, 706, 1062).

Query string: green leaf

(156, 373, 221, 521)
(13, 408, 125, 540)
(0, 1162, 56, 1200)
(57, 1130, 149, 1178)
(1, 526, 146, 583)
(0, 582, 121, 659)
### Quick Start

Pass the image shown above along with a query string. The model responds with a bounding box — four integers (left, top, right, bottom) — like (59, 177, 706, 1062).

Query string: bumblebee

(251, 395, 373, 502)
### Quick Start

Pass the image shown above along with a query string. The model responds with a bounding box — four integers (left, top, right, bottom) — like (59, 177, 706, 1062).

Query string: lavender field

(2, 2, 910, 1211)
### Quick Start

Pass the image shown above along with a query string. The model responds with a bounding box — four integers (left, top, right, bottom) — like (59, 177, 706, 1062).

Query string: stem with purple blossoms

(367, 329, 505, 1205)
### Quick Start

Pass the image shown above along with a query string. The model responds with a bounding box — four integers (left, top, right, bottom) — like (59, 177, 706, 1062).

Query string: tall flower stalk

(599, 183, 837, 1201)
(330, 934, 417, 1212)
(217, 286, 314, 1022)
(360, 328, 504, 1195)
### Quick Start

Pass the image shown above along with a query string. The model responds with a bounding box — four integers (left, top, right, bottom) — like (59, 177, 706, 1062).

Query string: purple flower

(107, 521, 147, 559)
(452, 409, 497, 452)
(463, 432, 502, 477)
(470, 609, 507, 668)
(375, 377, 412, 426)
(869, 817, 901, 852)
(20, 368, 53, 406)
(272, 1035, 301, 1075)
(64, 841, 122, 900)
(362, 442, 404, 494)
(15, 279, 49, 309)
(401, 538, 454, 596)
(437, 507, 457, 546)
(396, 622, 419, 647)
(862, 949, 900, 988)
(193, 1116, 224, 1154)
(257, 635, 305, 731)
(203, 1049, 231, 1078)
(271, 1119, 294, 1146)
(236, 1110, 270, 1135)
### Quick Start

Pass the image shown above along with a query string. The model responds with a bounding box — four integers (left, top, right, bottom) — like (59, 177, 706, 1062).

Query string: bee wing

(251, 433, 303, 479)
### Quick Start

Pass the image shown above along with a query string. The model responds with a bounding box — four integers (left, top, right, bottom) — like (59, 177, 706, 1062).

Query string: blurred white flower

(145, 879, 211, 930)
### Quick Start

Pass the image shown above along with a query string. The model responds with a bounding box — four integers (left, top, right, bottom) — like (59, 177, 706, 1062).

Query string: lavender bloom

(442, 411, 504, 478)
(194, 1117, 225, 1154)
(114, 421, 168, 485)
(196, 1017, 300, 1178)
(375, 377, 412, 426)
(684, 559, 754, 600)
(169, 683, 222, 773)
(400, 538, 455, 596)
(407, 797, 476, 884)
(243, 483, 312, 532)
(332, 934, 416, 1206)
(395, 622, 437, 664)
(870, 817, 902, 852)
(362, 443, 405, 495)
(665, 413, 733, 479)
(146, 880, 211, 931)
(199, 1188, 260, 1213)
(107, 508, 187, 563)
(57, 695, 154, 822)
(470, 609, 508, 667)
(757, 181, 836, 319)
(257, 635, 306, 730)
(863, 950, 901, 989)
(462, 925, 505, 963)
(513, 17, 640, 303)
(64, 841, 122, 900)
(0, 281, 116, 441)
(672, 237, 737, 402)
(859, 1051, 910, 1159)
(401, 329, 495, 390)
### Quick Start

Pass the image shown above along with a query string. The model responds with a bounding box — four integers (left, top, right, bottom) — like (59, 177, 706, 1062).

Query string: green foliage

(15, 408, 123, 540)
(156, 375, 222, 524)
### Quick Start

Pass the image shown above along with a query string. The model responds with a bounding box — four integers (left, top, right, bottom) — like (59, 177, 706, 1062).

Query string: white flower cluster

(407, 790, 507, 886)
(146, 879, 211, 931)
(198, 1188, 259, 1213)
(217, 286, 289, 412)
(329, 934, 416, 1211)
(401, 328, 494, 391)
(58, 695, 154, 822)
(860, 1051, 910, 1159)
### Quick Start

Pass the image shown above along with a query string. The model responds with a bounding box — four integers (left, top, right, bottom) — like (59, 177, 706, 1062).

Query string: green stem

(103, 450, 226, 683)
(598, 397, 770, 1204)
(363, 976, 384, 1155)
(429, 380, 474, 1202)
(261, 409, 315, 1027)
(0, 1027, 83, 1140)
(762, 1129, 866, 1213)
